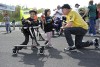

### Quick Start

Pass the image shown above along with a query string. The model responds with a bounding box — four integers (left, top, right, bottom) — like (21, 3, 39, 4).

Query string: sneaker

(12, 47, 19, 54)
(39, 46, 45, 54)
(64, 46, 76, 51)
(10, 31, 12, 33)
(93, 38, 99, 49)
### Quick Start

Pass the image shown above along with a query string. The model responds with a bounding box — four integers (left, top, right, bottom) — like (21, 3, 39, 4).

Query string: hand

(61, 26, 65, 29)
(25, 20, 31, 24)
(62, 22, 66, 27)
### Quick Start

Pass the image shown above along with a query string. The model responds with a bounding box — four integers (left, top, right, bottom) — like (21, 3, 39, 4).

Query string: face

(47, 10, 51, 16)
(75, 5, 79, 8)
(30, 12, 36, 18)
(57, 6, 60, 10)
(62, 8, 69, 15)
(97, 8, 100, 13)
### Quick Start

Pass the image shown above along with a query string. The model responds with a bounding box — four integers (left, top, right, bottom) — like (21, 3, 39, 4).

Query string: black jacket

(21, 17, 39, 27)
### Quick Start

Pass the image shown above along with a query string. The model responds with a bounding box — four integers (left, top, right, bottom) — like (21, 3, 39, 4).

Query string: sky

(0, 0, 100, 15)
(0, 0, 100, 9)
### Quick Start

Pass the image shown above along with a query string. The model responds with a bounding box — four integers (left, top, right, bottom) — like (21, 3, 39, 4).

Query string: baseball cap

(62, 4, 71, 9)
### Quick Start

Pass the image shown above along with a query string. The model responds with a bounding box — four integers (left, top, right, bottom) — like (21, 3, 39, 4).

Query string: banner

(0, 3, 15, 11)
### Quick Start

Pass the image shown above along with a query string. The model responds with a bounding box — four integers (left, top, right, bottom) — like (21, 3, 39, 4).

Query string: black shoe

(40, 46, 45, 54)
(10, 31, 12, 33)
(12, 48, 19, 54)
(94, 38, 99, 49)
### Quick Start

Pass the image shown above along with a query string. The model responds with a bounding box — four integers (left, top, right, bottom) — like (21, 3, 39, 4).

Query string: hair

(97, 3, 100, 8)
(75, 4, 80, 6)
(44, 9, 50, 17)
(89, 0, 93, 5)
(62, 4, 71, 9)
(29, 10, 37, 15)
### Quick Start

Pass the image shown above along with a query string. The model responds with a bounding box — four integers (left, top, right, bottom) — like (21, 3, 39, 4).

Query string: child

(43, 9, 54, 47)
(13, 10, 39, 51)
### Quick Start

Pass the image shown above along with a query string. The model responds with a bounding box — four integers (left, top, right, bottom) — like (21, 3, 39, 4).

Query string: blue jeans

(5, 24, 11, 33)
(89, 17, 96, 35)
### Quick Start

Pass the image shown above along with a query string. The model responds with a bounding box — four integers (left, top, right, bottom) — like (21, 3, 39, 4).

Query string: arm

(62, 12, 75, 29)
(82, 8, 88, 18)
(62, 21, 73, 29)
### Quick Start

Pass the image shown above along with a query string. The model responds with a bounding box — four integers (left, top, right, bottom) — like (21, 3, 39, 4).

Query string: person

(43, 9, 54, 47)
(40, 13, 45, 30)
(61, 4, 99, 50)
(12, 19, 15, 30)
(88, 0, 97, 36)
(79, 8, 87, 21)
(3, 13, 11, 33)
(74, 3, 80, 13)
(53, 5, 63, 34)
(96, 3, 100, 33)
(13, 10, 39, 51)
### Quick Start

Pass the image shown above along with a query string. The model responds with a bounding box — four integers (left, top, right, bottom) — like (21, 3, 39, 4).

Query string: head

(62, 4, 72, 15)
(57, 5, 61, 10)
(89, 0, 93, 5)
(97, 3, 100, 12)
(44, 9, 51, 17)
(4, 13, 8, 17)
(29, 10, 37, 18)
(75, 4, 80, 8)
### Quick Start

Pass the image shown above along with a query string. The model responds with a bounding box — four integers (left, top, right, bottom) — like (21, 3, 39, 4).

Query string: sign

(0, 3, 15, 11)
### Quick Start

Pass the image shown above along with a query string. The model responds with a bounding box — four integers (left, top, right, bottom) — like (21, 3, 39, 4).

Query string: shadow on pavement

(12, 47, 63, 67)
(48, 47, 63, 59)
(66, 48, 100, 67)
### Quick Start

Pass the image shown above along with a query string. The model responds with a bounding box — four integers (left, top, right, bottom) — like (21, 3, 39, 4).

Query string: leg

(75, 35, 92, 49)
(64, 27, 88, 50)
(89, 17, 96, 35)
(75, 35, 84, 48)
(47, 32, 52, 45)
(19, 29, 29, 49)
(31, 28, 40, 46)
(5, 24, 9, 33)
(64, 28, 74, 47)
(8, 24, 11, 33)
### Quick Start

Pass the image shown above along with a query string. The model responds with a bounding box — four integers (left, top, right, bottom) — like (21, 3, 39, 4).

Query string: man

(88, 0, 97, 36)
(3, 13, 11, 33)
(74, 3, 80, 13)
(61, 4, 99, 50)
(53, 5, 63, 34)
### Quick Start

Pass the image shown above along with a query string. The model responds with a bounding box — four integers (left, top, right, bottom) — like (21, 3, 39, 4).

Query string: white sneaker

(64, 46, 76, 51)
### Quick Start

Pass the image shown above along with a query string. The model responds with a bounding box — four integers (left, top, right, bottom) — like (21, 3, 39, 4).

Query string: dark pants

(89, 17, 96, 35)
(19, 28, 38, 49)
(64, 27, 91, 48)
(5, 24, 11, 33)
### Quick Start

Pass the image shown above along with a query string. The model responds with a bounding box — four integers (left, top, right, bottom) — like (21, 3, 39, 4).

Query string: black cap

(29, 10, 37, 14)
(75, 3, 80, 6)
(62, 4, 71, 9)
